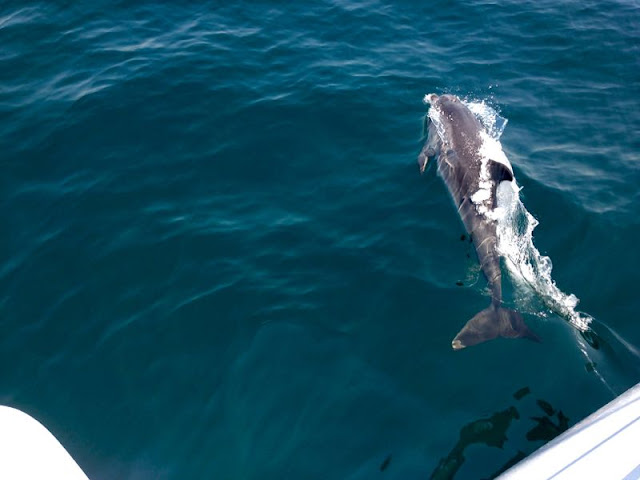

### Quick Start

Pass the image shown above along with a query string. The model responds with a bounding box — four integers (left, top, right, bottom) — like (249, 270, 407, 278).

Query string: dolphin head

(425, 93, 460, 106)
(424, 93, 439, 105)
(439, 94, 460, 103)
(424, 94, 464, 132)
(435, 94, 463, 118)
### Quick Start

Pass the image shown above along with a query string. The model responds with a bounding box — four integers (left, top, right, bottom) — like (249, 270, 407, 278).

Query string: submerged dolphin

(418, 93, 539, 350)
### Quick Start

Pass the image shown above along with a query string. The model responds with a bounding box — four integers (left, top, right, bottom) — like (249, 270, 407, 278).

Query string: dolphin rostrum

(418, 93, 540, 350)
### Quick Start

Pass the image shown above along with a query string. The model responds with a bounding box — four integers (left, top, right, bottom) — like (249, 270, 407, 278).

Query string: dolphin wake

(425, 95, 593, 333)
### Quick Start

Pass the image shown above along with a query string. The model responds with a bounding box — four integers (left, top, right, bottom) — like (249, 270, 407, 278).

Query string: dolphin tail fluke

(451, 305, 540, 350)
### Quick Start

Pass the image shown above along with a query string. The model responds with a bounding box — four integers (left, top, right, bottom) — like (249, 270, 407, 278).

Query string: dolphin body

(418, 93, 539, 350)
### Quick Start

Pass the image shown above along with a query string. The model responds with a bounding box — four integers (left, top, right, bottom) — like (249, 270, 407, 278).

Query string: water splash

(462, 99, 640, 395)
(466, 100, 508, 140)
(425, 95, 593, 332)
(464, 99, 593, 332)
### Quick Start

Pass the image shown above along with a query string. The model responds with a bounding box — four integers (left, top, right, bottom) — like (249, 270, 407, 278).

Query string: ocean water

(1, 1, 639, 479)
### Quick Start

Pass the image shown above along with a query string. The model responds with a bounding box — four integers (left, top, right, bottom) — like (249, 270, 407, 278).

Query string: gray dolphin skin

(418, 93, 540, 350)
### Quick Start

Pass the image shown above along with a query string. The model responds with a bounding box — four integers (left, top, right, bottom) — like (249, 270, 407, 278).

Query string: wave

(471, 100, 596, 332)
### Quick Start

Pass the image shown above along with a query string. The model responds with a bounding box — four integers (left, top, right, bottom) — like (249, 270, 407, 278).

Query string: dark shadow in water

(585, 361, 597, 373)
(526, 409, 569, 442)
(379, 454, 392, 472)
(536, 399, 554, 416)
(428, 388, 570, 480)
(512, 387, 530, 400)
(429, 407, 519, 480)
(580, 329, 600, 350)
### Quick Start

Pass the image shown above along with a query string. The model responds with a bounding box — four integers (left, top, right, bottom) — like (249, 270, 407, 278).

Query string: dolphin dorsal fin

(488, 160, 513, 183)
(489, 160, 515, 209)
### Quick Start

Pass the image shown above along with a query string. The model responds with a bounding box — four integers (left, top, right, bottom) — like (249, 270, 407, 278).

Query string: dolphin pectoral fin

(451, 305, 540, 350)
(418, 146, 436, 173)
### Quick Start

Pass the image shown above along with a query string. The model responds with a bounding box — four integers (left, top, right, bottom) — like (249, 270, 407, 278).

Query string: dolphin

(418, 93, 540, 350)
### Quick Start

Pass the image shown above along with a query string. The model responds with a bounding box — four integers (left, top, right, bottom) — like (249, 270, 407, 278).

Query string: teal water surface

(1, 1, 640, 479)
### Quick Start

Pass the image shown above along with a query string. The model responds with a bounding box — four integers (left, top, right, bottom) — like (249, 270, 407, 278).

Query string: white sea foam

(471, 130, 512, 216)
(478, 130, 512, 171)
(426, 94, 593, 331)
